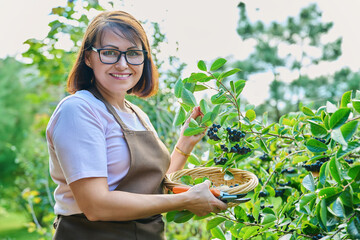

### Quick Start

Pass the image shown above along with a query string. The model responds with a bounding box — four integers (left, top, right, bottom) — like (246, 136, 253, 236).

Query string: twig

(261, 150, 306, 191)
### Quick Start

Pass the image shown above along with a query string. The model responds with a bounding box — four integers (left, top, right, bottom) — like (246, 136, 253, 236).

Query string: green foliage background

(0, 1, 359, 239)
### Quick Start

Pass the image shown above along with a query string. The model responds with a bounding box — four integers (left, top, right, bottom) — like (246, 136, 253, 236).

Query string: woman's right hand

(183, 180, 228, 216)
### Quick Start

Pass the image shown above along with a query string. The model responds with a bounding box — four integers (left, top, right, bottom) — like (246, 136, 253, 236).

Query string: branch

(261, 150, 306, 191)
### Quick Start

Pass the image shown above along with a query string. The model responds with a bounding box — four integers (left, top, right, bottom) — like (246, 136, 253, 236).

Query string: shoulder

(47, 90, 106, 133)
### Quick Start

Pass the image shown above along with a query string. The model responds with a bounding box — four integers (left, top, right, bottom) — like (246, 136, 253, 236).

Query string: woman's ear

(85, 52, 92, 68)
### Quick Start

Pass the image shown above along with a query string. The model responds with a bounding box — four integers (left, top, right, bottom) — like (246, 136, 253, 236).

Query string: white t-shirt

(46, 90, 155, 216)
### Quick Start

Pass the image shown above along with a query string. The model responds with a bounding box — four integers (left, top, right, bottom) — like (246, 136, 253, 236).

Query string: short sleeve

(50, 97, 108, 184)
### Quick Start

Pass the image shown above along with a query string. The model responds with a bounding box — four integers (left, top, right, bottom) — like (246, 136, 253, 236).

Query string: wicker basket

(164, 167, 258, 207)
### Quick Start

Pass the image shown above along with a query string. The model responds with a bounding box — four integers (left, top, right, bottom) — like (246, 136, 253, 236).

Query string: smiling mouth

(110, 73, 132, 78)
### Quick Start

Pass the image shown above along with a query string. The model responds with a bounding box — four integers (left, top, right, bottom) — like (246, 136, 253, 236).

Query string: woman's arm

(70, 177, 227, 221)
(168, 106, 206, 173)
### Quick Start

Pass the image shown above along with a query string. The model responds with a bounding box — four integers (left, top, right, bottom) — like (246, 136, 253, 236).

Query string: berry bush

(168, 58, 360, 239)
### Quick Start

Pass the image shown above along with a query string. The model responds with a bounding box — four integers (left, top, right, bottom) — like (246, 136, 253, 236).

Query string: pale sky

(1, 0, 359, 105)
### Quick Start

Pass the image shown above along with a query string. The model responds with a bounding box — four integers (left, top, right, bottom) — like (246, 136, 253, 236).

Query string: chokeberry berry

(259, 191, 268, 197)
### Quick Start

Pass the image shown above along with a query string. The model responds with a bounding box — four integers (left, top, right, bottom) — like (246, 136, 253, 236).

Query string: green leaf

(183, 127, 205, 136)
(174, 210, 194, 223)
(173, 106, 186, 126)
(199, 99, 210, 114)
(301, 221, 320, 235)
(174, 79, 183, 98)
(293, 155, 309, 164)
(329, 108, 351, 129)
(210, 58, 227, 71)
(340, 186, 353, 207)
(347, 216, 360, 239)
(336, 141, 360, 159)
(206, 217, 226, 230)
(341, 90, 352, 108)
(341, 121, 358, 141)
(348, 165, 360, 181)
(201, 112, 213, 125)
(219, 68, 241, 79)
(211, 105, 221, 122)
(352, 100, 360, 113)
(301, 106, 315, 116)
(319, 200, 327, 229)
(302, 174, 315, 192)
(210, 226, 226, 240)
(188, 72, 209, 83)
(308, 121, 328, 137)
(261, 214, 276, 225)
(194, 84, 208, 92)
(181, 88, 197, 107)
(246, 109, 256, 122)
(166, 211, 177, 222)
(319, 161, 329, 185)
(211, 91, 229, 104)
(187, 153, 201, 165)
(235, 80, 246, 97)
(318, 187, 342, 202)
(259, 138, 269, 154)
(331, 128, 348, 148)
(197, 60, 207, 71)
(306, 138, 328, 153)
(329, 158, 341, 184)
(332, 198, 345, 218)
(242, 226, 260, 239)
(189, 118, 199, 128)
(299, 193, 317, 209)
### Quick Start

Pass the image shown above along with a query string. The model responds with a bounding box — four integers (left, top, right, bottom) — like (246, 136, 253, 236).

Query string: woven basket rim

(164, 167, 258, 194)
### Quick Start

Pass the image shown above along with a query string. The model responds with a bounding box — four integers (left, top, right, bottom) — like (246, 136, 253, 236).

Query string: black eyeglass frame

(91, 47, 148, 65)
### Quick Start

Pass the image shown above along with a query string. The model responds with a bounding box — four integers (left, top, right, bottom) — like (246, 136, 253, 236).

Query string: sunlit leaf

(329, 108, 351, 129)
(197, 60, 207, 71)
(210, 58, 227, 71)
(340, 91, 352, 108)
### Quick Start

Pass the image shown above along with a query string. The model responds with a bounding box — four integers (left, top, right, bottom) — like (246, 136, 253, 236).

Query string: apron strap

(124, 100, 152, 131)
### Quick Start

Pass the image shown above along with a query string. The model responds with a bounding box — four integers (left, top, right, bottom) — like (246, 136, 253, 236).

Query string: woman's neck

(94, 83, 131, 113)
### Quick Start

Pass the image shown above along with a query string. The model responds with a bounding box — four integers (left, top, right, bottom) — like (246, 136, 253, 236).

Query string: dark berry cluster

(213, 157, 228, 165)
(302, 161, 323, 172)
(226, 127, 245, 142)
(207, 124, 221, 141)
(345, 159, 354, 164)
(281, 168, 296, 174)
(303, 156, 330, 172)
(259, 153, 271, 161)
(278, 181, 291, 187)
(314, 137, 326, 144)
(275, 189, 285, 197)
(311, 234, 324, 240)
(260, 205, 273, 209)
(259, 191, 268, 197)
(221, 144, 251, 155)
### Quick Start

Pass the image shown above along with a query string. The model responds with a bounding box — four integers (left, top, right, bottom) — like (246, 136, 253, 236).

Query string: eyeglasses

(91, 47, 147, 65)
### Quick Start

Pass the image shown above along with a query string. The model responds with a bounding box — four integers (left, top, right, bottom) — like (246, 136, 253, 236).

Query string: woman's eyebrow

(101, 44, 141, 50)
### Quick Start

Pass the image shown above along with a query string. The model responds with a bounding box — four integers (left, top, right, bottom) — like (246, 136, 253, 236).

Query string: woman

(47, 10, 227, 240)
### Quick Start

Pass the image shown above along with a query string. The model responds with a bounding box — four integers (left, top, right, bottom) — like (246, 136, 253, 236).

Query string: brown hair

(67, 11, 158, 97)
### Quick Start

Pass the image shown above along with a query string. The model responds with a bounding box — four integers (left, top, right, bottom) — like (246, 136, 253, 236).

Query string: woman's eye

(127, 50, 140, 57)
(102, 50, 117, 56)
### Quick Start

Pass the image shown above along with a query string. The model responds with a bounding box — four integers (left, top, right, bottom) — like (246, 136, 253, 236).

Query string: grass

(0, 211, 40, 240)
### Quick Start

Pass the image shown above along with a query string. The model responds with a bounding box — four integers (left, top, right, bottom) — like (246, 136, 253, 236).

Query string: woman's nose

(115, 54, 128, 69)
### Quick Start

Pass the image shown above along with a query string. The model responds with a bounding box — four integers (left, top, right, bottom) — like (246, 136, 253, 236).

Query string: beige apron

(53, 88, 171, 240)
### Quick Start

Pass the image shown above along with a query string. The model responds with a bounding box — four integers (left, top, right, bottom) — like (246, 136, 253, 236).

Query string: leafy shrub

(168, 58, 360, 240)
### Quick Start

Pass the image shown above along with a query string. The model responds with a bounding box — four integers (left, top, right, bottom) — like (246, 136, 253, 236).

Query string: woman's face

(86, 28, 144, 97)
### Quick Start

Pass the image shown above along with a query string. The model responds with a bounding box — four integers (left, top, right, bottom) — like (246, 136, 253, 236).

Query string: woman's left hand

(176, 106, 206, 154)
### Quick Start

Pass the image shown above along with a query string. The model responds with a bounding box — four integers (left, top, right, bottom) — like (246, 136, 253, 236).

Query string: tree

(234, 3, 344, 121)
